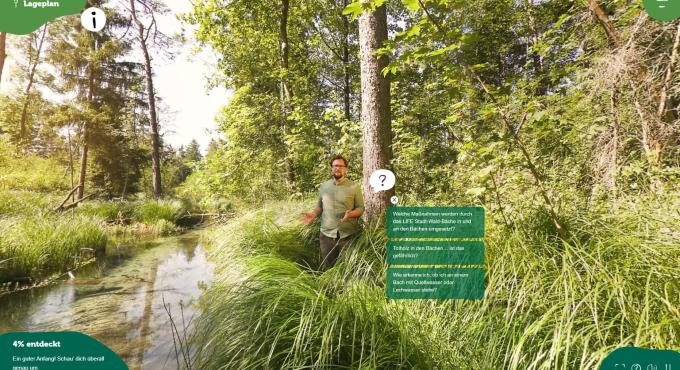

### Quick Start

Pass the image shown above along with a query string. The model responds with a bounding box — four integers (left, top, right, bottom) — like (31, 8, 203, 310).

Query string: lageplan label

(0, 0, 86, 35)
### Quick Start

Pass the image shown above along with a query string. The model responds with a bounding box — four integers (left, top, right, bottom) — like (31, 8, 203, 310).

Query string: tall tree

(341, 0, 351, 121)
(358, 1, 393, 222)
(185, 0, 363, 201)
(184, 139, 202, 163)
(19, 25, 47, 143)
(129, 0, 163, 198)
(76, 34, 96, 201)
(47, 4, 145, 200)
(279, 0, 295, 190)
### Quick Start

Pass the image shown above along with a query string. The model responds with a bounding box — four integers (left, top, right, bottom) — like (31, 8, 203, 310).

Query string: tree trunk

(359, 2, 393, 223)
(585, 0, 621, 47)
(0, 32, 6, 87)
(77, 69, 93, 201)
(342, 0, 351, 121)
(279, 0, 295, 190)
(279, 0, 293, 104)
(20, 25, 47, 142)
(77, 36, 97, 201)
(66, 126, 75, 202)
(130, 0, 162, 198)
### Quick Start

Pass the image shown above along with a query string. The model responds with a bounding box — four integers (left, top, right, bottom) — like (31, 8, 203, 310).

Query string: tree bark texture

(359, 2, 393, 223)
(77, 66, 94, 201)
(130, 0, 162, 198)
(342, 0, 351, 121)
(586, 0, 621, 47)
(279, 0, 295, 190)
(20, 25, 47, 142)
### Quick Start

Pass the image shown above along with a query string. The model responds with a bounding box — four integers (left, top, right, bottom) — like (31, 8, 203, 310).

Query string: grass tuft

(191, 196, 680, 369)
(0, 215, 107, 283)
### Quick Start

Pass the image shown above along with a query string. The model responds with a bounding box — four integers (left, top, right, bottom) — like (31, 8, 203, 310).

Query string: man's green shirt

(317, 177, 364, 238)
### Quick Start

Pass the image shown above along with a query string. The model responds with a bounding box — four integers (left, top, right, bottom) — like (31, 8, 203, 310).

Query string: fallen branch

(177, 212, 229, 218)
(54, 193, 94, 212)
(54, 185, 81, 211)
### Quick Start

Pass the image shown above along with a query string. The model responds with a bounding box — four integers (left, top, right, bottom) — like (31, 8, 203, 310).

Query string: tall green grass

(134, 199, 189, 223)
(0, 194, 194, 283)
(0, 215, 107, 283)
(75, 201, 134, 221)
(204, 204, 318, 268)
(76, 198, 189, 224)
(75, 199, 189, 236)
(191, 196, 680, 369)
(0, 190, 62, 216)
(193, 203, 437, 368)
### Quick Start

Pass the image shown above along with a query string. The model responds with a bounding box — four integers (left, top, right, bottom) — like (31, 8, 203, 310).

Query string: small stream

(0, 230, 215, 369)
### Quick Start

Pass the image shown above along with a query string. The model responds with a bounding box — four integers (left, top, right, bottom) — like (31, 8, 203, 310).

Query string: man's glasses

(332, 165, 346, 168)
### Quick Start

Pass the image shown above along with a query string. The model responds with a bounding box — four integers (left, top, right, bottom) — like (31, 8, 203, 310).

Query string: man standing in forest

(302, 155, 364, 270)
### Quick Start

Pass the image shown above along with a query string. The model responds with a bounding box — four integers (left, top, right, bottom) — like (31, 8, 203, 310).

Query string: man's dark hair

(330, 155, 348, 167)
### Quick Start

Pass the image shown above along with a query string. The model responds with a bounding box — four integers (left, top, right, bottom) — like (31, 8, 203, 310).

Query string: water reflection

(0, 231, 214, 369)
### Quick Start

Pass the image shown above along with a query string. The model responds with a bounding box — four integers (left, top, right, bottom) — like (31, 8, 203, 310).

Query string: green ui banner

(0, 332, 128, 369)
(387, 267, 485, 299)
(387, 240, 484, 265)
(0, 0, 86, 35)
(600, 346, 680, 370)
(387, 207, 484, 239)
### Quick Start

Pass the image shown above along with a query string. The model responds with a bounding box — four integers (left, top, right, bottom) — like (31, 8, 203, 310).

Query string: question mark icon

(369, 169, 395, 193)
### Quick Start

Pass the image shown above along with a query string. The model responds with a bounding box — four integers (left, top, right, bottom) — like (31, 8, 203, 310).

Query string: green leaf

(478, 165, 495, 177)
(465, 187, 486, 196)
(401, 0, 420, 12)
(405, 24, 421, 38)
(382, 65, 398, 77)
(428, 43, 459, 57)
(343, 0, 387, 20)
(342, 1, 363, 20)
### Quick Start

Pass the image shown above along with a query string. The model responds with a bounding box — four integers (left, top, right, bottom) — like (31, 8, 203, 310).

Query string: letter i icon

(81, 7, 106, 32)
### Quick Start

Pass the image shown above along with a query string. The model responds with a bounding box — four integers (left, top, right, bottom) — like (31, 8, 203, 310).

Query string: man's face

(331, 159, 347, 180)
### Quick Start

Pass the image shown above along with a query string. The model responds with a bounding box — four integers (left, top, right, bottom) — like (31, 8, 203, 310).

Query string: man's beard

(333, 173, 343, 180)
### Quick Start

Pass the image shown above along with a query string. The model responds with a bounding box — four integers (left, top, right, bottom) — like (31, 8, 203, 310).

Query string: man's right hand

(301, 212, 317, 225)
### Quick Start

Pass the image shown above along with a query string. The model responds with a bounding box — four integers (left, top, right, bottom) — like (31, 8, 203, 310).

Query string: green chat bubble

(0, 0, 86, 35)
(386, 267, 485, 299)
(386, 206, 485, 239)
(387, 240, 485, 265)
(643, 0, 680, 21)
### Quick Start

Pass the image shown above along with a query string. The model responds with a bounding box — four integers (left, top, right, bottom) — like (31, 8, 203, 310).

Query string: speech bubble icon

(369, 169, 395, 193)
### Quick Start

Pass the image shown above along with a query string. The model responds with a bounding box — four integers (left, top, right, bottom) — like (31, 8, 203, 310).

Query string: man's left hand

(339, 211, 350, 223)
